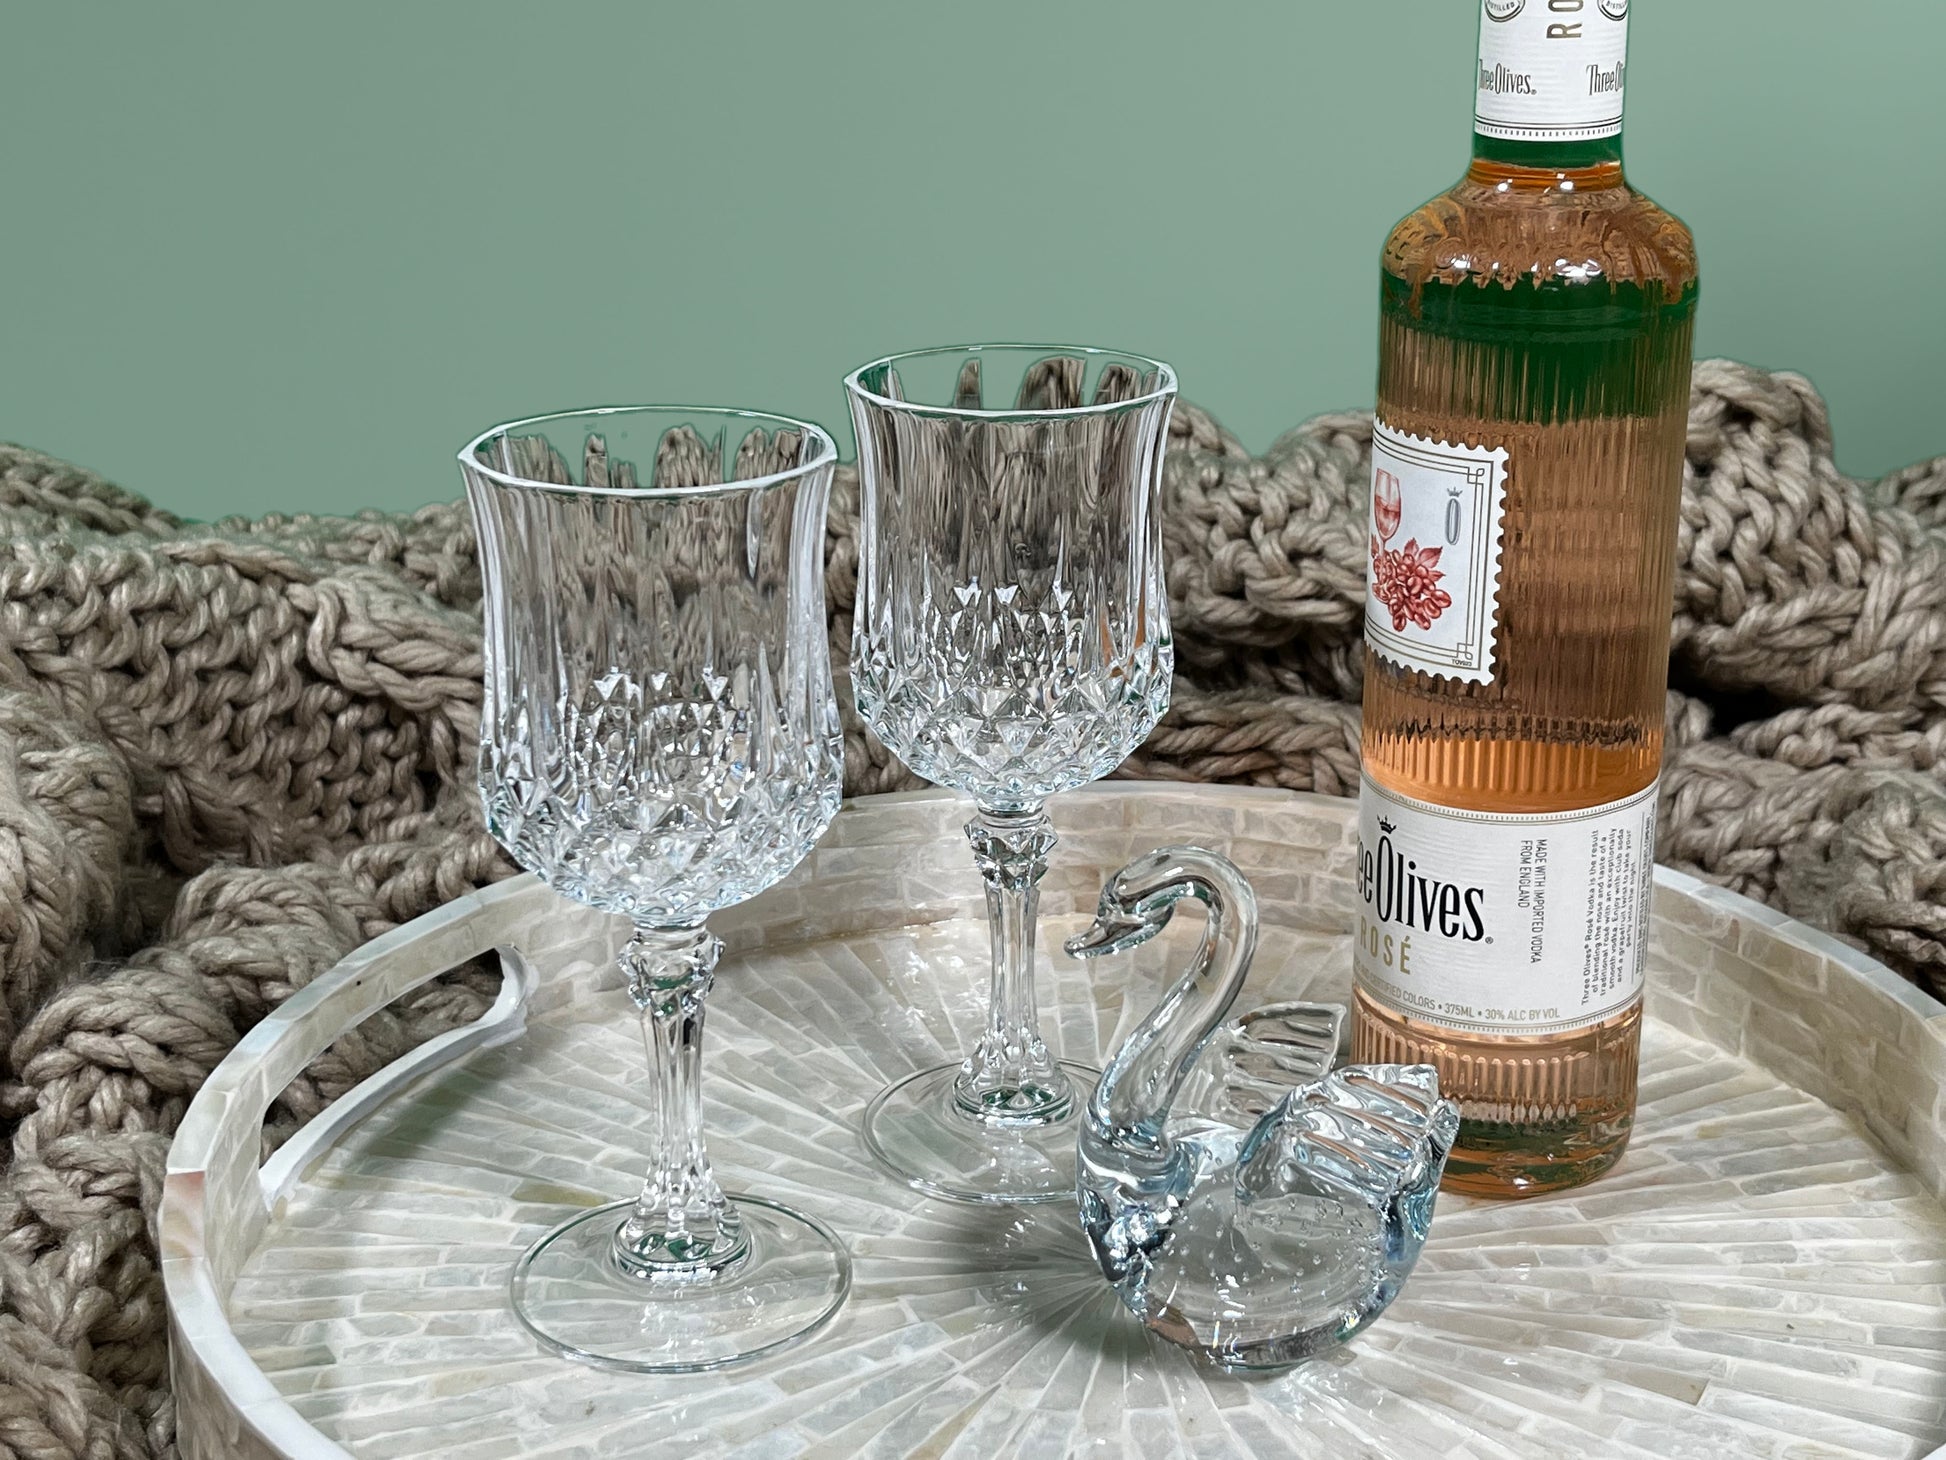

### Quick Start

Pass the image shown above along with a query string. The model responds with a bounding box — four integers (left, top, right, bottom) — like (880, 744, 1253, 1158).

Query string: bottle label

(1475, 0, 1629, 143)
(1366, 420, 1508, 686)
(1354, 774, 1658, 1037)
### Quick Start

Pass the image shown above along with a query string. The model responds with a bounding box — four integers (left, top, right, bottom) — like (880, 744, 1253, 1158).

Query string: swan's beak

(1064, 907, 1171, 959)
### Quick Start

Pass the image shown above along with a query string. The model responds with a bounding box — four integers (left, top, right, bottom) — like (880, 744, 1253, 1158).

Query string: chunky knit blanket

(1, 359, 1942, 1458)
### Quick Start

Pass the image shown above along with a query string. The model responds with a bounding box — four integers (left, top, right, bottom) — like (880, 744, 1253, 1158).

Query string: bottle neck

(1470, 1, 1630, 181)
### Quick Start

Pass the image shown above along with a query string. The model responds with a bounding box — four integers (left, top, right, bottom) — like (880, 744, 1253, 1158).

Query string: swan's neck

(1088, 863, 1257, 1163)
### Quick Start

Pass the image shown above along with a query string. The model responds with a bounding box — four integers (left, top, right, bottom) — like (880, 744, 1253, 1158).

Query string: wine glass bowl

(462, 405, 848, 1372)
(845, 345, 1177, 1204)
(847, 347, 1174, 809)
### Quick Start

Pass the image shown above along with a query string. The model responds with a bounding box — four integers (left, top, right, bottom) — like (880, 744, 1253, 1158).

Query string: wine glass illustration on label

(462, 406, 848, 1371)
(844, 345, 1177, 1204)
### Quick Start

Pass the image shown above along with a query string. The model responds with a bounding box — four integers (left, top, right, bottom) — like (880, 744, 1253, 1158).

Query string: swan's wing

(1234, 1064, 1460, 1233)
(1170, 1001, 1346, 1130)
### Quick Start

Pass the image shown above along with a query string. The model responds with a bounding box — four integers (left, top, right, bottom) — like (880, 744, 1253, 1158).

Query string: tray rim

(159, 783, 1946, 1460)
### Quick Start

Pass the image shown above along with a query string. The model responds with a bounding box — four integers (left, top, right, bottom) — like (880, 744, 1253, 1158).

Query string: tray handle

(257, 879, 551, 1208)
(172, 875, 556, 1255)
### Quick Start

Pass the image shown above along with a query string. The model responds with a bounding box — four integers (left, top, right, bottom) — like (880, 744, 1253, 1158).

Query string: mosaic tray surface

(165, 786, 1946, 1459)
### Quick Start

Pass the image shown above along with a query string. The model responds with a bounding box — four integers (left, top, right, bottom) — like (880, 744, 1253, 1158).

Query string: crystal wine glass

(460, 406, 847, 1371)
(844, 345, 1177, 1204)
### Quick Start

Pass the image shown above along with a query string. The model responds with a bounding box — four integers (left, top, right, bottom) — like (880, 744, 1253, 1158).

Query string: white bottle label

(1366, 420, 1508, 686)
(1476, 0, 1629, 143)
(1354, 774, 1658, 1036)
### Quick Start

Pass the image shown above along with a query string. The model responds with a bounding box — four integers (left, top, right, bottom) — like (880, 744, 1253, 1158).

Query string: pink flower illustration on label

(1366, 421, 1506, 686)
(1373, 468, 1403, 543)
(1370, 536, 1453, 633)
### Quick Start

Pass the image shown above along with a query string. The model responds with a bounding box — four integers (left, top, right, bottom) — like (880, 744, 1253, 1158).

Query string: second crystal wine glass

(845, 345, 1177, 1203)
(462, 406, 846, 1371)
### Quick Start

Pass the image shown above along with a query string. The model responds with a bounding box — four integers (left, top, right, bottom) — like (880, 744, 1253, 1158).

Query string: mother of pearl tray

(163, 785, 1946, 1460)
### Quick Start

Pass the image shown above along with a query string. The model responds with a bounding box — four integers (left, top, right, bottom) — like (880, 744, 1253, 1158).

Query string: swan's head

(1064, 845, 1255, 961)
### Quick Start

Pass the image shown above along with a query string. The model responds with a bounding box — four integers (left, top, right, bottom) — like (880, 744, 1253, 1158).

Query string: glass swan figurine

(1066, 846, 1460, 1370)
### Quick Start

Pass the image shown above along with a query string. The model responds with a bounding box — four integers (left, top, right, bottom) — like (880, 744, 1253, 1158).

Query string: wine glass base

(861, 1060, 1100, 1205)
(509, 1195, 850, 1373)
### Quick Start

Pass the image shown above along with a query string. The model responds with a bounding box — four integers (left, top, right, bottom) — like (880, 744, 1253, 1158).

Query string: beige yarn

(0, 359, 1940, 1457)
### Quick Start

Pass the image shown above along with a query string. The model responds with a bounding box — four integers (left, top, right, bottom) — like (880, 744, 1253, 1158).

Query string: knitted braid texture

(0, 358, 1941, 1456)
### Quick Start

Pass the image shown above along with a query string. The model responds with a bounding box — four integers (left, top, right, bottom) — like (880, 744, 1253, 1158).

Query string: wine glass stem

(956, 806, 1074, 1126)
(614, 923, 747, 1279)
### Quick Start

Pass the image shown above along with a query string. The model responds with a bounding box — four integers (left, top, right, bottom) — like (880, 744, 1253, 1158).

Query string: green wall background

(7, 2, 1942, 521)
